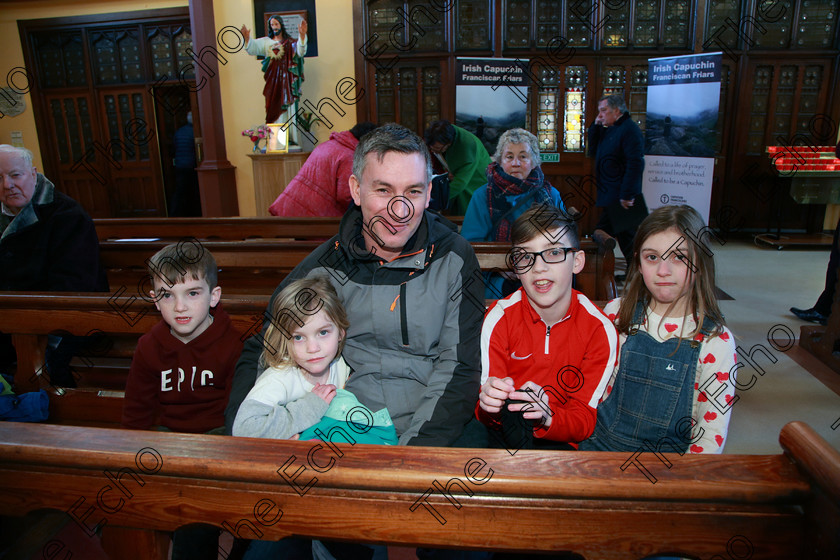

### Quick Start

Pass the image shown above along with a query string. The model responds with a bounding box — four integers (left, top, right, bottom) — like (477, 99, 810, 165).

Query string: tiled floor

(674, 238, 840, 454)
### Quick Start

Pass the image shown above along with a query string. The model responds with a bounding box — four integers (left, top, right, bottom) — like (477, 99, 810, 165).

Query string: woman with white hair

(461, 128, 565, 242)
(461, 129, 566, 298)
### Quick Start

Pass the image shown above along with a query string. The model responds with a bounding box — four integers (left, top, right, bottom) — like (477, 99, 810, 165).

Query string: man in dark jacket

(170, 111, 201, 217)
(0, 144, 109, 385)
(588, 94, 646, 259)
(227, 124, 485, 447)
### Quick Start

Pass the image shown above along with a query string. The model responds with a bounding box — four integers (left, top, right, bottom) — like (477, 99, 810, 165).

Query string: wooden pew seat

(0, 421, 837, 559)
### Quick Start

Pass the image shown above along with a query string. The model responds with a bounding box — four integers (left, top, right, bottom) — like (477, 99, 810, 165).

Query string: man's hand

(312, 382, 336, 404)
(240, 25, 251, 43)
(479, 376, 515, 414)
(509, 381, 553, 428)
(595, 113, 605, 126)
(299, 19, 308, 39)
(620, 198, 635, 209)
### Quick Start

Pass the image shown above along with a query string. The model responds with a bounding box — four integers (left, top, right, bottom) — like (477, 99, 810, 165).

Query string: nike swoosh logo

(510, 352, 532, 360)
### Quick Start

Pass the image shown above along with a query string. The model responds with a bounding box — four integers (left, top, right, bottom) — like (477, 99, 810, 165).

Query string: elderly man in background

(0, 145, 108, 386)
(587, 94, 647, 260)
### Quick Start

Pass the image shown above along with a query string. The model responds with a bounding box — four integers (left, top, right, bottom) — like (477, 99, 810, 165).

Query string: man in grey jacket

(226, 123, 484, 447)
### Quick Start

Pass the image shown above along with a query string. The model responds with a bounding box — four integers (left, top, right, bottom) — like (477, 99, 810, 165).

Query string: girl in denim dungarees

(580, 205, 737, 454)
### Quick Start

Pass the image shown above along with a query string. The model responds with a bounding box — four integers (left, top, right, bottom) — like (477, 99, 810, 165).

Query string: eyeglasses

(508, 247, 578, 273)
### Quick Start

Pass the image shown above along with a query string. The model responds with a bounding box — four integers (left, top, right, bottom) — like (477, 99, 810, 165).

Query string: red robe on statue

(262, 38, 303, 123)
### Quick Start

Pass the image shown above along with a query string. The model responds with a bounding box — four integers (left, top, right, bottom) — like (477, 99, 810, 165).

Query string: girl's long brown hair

(617, 205, 726, 339)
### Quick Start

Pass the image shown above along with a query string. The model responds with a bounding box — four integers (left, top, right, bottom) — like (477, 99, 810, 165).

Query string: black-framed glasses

(508, 247, 578, 273)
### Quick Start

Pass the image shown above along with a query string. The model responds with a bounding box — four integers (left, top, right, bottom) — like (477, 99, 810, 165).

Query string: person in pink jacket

(268, 122, 378, 216)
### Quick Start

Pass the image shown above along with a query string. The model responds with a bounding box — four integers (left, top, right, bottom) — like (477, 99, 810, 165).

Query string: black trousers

(814, 217, 840, 316)
(595, 208, 639, 262)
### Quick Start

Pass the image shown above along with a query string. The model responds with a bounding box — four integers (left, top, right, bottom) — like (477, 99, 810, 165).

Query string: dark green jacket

(446, 126, 492, 215)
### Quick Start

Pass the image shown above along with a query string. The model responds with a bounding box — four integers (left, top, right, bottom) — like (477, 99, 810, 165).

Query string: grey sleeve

(232, 392, 329, 439)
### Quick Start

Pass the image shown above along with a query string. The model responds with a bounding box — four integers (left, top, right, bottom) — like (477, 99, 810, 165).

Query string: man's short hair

(600, 94, 628, 114)
(424, 120, 456, 146)
(511, 203, 580, 248)
(352, 122, 432, 184)
(0, 145, 34, 167)
(492, 128, 541, 166)
(148, 241, 218, 290)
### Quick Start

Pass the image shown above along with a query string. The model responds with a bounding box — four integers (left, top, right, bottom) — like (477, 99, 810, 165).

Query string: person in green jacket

(425, 120, 492, 215)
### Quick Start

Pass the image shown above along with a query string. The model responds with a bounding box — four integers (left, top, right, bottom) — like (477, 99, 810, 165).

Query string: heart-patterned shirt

(600, 298, 737, 454)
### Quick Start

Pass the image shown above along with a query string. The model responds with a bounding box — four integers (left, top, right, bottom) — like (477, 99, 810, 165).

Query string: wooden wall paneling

(729, 57, 835, 233)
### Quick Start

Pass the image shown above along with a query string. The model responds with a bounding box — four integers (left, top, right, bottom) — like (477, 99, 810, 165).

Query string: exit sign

(541, 153, 559, 163)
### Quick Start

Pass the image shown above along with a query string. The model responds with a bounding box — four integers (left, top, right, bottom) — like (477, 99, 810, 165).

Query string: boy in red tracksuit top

(122, 242, 242, 433)
(477, 204, 618, 450)
(122, 242, 243, 558)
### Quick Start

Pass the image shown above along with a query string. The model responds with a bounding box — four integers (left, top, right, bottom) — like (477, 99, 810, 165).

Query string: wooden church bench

(0, 421, 837, 559)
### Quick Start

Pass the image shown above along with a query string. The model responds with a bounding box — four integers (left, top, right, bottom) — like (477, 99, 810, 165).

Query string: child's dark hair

(148, 241, 217, 290)
(511, 203, 580, 248)
(617, 204, 726, 338)
(261, 276, 349, 369)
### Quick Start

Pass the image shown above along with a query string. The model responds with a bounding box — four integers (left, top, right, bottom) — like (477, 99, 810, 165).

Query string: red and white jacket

(476, 288, 618, 445)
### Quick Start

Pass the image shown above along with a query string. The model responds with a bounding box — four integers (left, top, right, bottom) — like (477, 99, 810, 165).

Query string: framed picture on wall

(254, 0, 317, 56)
(265, 11, 306, 42)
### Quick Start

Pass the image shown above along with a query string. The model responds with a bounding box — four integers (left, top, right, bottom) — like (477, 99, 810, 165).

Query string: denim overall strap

(581, 302, 705, 452)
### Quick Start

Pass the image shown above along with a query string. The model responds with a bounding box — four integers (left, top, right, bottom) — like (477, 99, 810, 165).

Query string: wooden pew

(99, 237, 616, 301)
(0, 293, 270, 426)
(94, 216, 463, 241)
(0, 421, 837, 559)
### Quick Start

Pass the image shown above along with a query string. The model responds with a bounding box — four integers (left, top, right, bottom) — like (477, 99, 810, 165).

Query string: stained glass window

(564, 66, 586, 152)
(536, 65, 559, 152)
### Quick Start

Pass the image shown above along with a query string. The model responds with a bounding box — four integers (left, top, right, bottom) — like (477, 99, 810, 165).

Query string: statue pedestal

(248, 152, 310, 216)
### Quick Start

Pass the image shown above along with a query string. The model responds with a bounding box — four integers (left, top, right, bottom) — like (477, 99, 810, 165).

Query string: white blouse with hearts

(601, 298, 737, 454)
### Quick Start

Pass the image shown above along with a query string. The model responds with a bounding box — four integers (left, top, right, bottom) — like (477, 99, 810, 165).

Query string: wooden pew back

(0, 421, 837, 559)
(100, 238, 616, 301)
(94, 216, 463, 241)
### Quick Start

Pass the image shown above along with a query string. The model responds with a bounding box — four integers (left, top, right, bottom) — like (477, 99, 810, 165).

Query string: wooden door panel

(43, 92, 112, 218)
(98, 88, 166, 217)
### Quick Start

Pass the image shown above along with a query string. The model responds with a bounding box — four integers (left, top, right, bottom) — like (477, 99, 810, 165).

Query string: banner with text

(455, 58, 529, 156)
(642, 52, 721, 224)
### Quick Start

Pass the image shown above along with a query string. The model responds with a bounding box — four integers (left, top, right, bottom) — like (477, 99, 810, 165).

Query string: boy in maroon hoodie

(122, 242, 243, 559)
(122, 242, 242, 433)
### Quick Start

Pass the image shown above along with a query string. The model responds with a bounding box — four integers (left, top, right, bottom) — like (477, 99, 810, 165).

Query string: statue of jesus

(241, 16, 308, 139)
